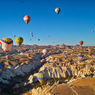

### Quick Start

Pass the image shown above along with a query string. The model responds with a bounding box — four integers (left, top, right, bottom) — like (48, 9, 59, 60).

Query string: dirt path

(52, 83, 77, 95)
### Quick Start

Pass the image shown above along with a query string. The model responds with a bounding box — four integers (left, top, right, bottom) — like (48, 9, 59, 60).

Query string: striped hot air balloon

(0, 38, 13, 54)
(37, 72, 46, 85)
(78, 53, 84, 62)
(23, 15, 31, 24)
(15, 37, 23, 46)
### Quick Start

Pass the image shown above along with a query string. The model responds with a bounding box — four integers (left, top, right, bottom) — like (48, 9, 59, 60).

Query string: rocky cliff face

(37, 56, 95, 79)
(27, 55, 95, 85)
(0, 54, 42, 85)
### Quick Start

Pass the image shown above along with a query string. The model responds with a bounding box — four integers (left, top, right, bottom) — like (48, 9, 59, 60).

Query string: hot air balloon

(40, 59, 45, 64)
(92, 30, 94, 32)
(78, 53, 84, 62)
(52, 57, 55, 61)
(79, 41, 83, 46)
(31, 35, 33, 37)
(6, 55, 9, 60)
(30, 32, 33, 35)
(14, 35, 16, 37)
(55, 8, 61, 14)
(37, 72, 46, 85)
(0, 38, 13, 54)
(15, 37, 23, 46)
(23, 15, 31, 24)
(38, 39, 40, 41)
(30, 39, 31, 41)
(43, 49, 48, 56)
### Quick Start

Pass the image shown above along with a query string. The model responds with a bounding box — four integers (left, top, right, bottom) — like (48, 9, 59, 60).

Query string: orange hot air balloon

(52, 57, 55, 60)
(23, 15, 31, 24)
(40, 59, 45, 64)
(79, 41, 83, 46)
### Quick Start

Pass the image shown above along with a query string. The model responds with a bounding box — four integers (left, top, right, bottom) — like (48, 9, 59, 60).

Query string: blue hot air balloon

(78, 53, 84, 62)
(37, 72, 46, 85)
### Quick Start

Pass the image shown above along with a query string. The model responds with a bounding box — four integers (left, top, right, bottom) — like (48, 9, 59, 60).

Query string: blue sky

(0, 0, 95, 46)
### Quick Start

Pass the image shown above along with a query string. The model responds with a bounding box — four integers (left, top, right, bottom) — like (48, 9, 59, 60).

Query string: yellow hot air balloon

(0, 38, 13, 54)
(15, 37, 23, 46)
(37, 72, 46, 85)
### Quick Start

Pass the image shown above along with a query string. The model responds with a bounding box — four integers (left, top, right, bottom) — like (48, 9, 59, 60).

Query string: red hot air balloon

(52, 57, 55, 60)
(79, 41, 83, 46)
(23, 15, 31, 24)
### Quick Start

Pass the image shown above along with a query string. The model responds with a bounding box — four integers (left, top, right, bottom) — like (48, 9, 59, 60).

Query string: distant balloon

(30, 32, 33, 35)
(37, 72, 46, 85)
(23, 15, 31, 24)
(6, 55, 9, 60)
(52, 57, 55, 60)
(0, 38, 13, 54)
(14, 35, 16, 37)
(15, 37, 23, 46)
(38, 39, 40, 41)
(92, 30, 94, 32)
(30, 39, 31, 41)
(78, 53, 83, 62)
(79, 41, 83, 46)
(40, 59, 45, 64)
(31, 35, 33, 37)
(55, 8, 61, 14)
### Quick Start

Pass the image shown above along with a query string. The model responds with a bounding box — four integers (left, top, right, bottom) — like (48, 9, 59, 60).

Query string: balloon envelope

(0, 38, 13, 54)
(79, 41, 83, 46)
(31, 35, 33, 37)
(38, 39, 40, 41)
(15, 37, 23, 46)
(92, 30, 94, 32)
(40, 59, 45, 64)
(37, 73, 46, 84)
(43, 49, 47, 54)
(23, 15, 31, 24)
(78, 54, 83, 61)
(30, 32, 33, 34)
(55, 8, 61, 14)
